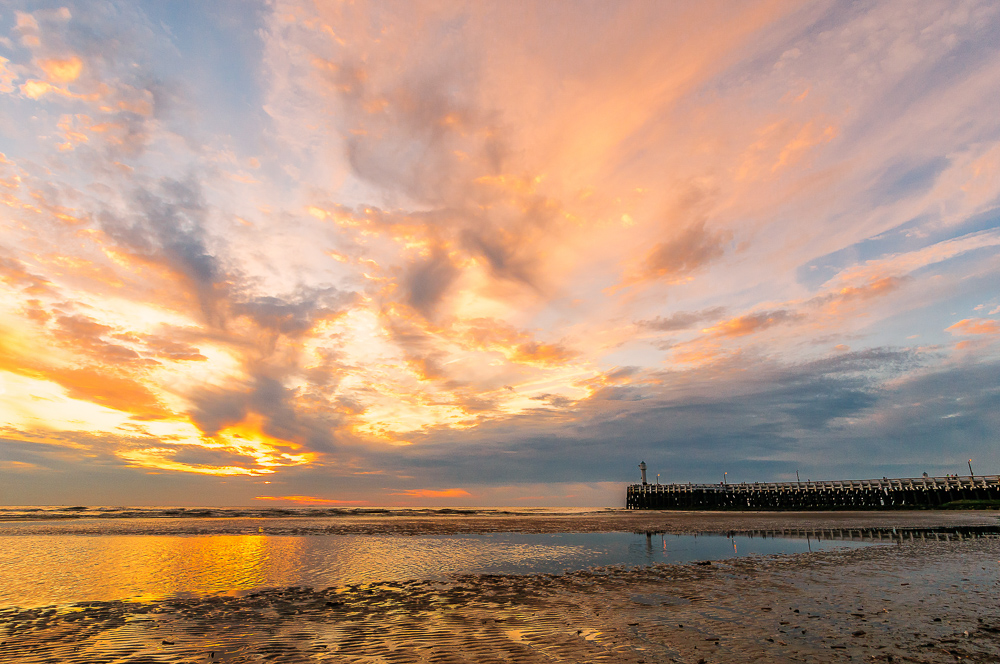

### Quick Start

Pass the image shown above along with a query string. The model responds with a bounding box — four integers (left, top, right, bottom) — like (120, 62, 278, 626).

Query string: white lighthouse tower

(639, 461, 647, 485)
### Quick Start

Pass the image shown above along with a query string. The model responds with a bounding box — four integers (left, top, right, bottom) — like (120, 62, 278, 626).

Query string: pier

(626, 475, 1000, 510)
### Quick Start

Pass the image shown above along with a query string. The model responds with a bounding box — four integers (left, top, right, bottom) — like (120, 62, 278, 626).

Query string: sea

(0, 505, 966, 609)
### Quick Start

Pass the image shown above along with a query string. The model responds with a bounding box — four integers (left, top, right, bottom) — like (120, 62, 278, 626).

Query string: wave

(0, 505, 614, 521)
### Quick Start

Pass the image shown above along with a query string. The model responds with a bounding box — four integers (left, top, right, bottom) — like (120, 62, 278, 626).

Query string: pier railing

(625, 475, 1000, 510)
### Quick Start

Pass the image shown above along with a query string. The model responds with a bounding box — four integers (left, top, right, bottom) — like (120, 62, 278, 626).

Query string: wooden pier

(626, 475, 1000, 510)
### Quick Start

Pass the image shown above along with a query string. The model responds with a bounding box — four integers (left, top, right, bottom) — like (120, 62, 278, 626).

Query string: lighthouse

(639, 461, 647, 485)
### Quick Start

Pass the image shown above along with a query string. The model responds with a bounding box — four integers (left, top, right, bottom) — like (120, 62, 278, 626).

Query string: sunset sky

(1, 1, 999, 506)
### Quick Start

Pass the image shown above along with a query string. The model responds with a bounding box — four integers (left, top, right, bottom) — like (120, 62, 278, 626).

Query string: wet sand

(2, 511, 999, 663)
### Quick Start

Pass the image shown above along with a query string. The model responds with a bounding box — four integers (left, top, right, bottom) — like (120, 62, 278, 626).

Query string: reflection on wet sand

(3, 537, 1000, 664)
(0, 535, 298, 607)
(5, 526, 999, 609)
(0, 534, 592, 608)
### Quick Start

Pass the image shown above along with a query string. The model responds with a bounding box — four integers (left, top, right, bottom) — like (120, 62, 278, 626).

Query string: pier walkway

(626, 475, 1000, 510)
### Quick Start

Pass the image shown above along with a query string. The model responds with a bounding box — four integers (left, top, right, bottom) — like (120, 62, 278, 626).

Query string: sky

(1, 1, 999, 507)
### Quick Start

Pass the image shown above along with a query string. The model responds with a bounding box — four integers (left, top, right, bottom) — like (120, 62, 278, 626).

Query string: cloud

(403, 249, 459, 317)
(460, 318, 576, 367)
(254, 495, 365, 505)
(391, 488, 472, 498)
(509, 341, 575, 367)
(188, 386, 251, 437)
(947, 318, 1000, 335)
(98, 178, 227, 324)
(234, 286, 355, 336)
(129, 335, 207, 362)
(41, 366, 169, 419)
(638, 306, 727, 332)
(703, 309, 801, 338)
(634, 220, 731, 285)
(38, 56, 83, 83)
(0, 255, 57, 296)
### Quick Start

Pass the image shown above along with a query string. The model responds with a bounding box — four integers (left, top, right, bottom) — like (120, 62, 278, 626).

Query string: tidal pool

(0, 529, 878, 607)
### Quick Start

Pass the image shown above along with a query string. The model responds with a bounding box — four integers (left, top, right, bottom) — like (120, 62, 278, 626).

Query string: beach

(2, 510, 999, 663)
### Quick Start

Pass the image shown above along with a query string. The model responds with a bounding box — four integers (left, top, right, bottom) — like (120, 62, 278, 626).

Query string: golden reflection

(0, 533, 585, 607)
(0, 535, 305, 606)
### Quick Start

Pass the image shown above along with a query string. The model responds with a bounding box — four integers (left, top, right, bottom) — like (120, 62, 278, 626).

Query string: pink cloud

(946, 318, 1000, 336)
(254, 495, 366, 505)
(391, 488, 472, 498)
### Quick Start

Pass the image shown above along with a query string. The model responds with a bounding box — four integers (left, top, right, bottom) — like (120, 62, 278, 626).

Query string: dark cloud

(528, 393, 575, 408)
(167, 445, 261, 469)
(234, 286, 354, 336)
(100, 177, 226, 324)
(249, 375, 343, 453)
(189, 374, 345, 455)
(602, 366, 641, 383)
(404, 249, 459, 316)
(330, 46, 506, 205)
(350, 347, 996, 487)
(189, 387, 249, 437)
(460, 226, 540, 290)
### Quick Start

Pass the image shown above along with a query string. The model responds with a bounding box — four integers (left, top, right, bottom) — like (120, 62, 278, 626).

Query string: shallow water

(0, 530, 870, 608)
(3, 509, 996, 609)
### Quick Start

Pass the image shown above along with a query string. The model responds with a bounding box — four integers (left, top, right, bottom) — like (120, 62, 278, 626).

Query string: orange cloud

(946, 318, 1000, 336)
(669, 339, 733, 365)
(815, 275, 908, 316)
(0, 321, 170, 421)
(391, 488, 472, 498)
(46, 367, 170, 419)
(737, 117, 838, 180)
(0, 57, 17, 94)
(254, 495, 366, 505)
(630, 220, 731, 286)
(39, 56, 83, 83)
(462, 318, 575, 366)
(509, 341, 575, 366)
(0, 255, 56, 296)
(703, 309, 799, 338)
(20, 79, 57, 98)
(211, 414, 317, 467)
(834, 276, 904, 301)
(773, 120, 837, 172)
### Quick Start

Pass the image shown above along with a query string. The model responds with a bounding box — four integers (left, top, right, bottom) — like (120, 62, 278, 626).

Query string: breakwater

(626, 475, 1000, 510)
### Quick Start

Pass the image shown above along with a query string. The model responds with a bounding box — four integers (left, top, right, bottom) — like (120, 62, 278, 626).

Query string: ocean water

(1, 506, 992, 609)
